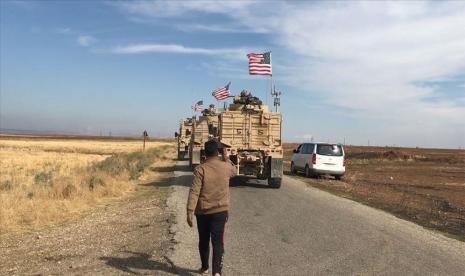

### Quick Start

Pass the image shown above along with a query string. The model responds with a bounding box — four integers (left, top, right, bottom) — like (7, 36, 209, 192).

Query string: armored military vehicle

(175, 118, 193, 160)
(219, 90, 283, 188)
(189, 105, 220, 166)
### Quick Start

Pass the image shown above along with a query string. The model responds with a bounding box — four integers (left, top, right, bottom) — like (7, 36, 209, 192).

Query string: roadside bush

(90, 146, 170, 180)
(127, 151, 152, 180)
(92, 153, 127, 176)
(88, 176, 105, 190)
(62, 183, 77, 198)
(34, 171, 53, 186)
(0, 180, 13, 191)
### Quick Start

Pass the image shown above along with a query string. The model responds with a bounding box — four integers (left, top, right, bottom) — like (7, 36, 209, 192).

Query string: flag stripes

(212, 82, 231, 101)
(247, 52, 272, 76)
(191, 100, 204, 112)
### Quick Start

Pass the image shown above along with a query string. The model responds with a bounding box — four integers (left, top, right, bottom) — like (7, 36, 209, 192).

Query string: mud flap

(270, 158, 283, 178)
(191, 149, 201, 165)
(177, 150, 186, 160)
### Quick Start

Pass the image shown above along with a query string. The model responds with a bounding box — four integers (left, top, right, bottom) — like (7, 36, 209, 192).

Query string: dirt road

(170, 161, 465, 275)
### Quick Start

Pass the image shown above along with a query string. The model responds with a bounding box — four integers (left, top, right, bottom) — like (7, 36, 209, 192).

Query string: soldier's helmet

(240, 90, 251, 97)
(209, 104, 217, 113)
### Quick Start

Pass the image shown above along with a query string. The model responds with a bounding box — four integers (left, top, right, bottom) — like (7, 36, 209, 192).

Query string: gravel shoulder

(0, 174, 176, 275)
(165, 161, 201, 275)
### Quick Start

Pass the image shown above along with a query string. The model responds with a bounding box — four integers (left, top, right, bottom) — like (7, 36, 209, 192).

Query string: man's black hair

(204, 140, 219, 157)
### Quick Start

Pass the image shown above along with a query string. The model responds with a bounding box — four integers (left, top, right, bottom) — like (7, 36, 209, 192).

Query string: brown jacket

(187, 156, 237, 215)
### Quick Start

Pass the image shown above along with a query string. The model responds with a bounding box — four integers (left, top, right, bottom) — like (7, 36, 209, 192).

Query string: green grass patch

(91, 145, 172, 180)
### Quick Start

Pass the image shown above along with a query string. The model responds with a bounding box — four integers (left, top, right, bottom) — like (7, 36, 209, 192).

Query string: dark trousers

(196, 211, 228, 275)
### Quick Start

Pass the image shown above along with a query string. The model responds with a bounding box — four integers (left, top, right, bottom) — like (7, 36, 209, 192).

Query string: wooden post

(143, 130, 148, 151)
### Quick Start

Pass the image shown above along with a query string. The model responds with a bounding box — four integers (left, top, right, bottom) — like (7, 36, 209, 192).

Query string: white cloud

(271, 3, 465, 114)
(111, 43, 248, 59)
(240, 2, 465, 146)
(114, 1, 465, 147)
(116, 1, 254, 18)
(175, 23, 268, 33)
(114, 1, 274, 33)
(77, 35, 97, 47)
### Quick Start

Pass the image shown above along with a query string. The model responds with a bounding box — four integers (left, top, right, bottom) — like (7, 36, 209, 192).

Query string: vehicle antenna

(271, 85, 281, 112)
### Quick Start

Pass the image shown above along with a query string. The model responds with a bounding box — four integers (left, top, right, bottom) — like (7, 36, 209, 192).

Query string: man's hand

(187, 211, 194, 227)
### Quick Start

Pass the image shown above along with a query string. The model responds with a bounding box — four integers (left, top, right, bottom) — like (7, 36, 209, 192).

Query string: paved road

(169, 161, 465, 275)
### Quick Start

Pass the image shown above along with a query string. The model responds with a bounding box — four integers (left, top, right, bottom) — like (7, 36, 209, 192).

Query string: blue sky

(1, 1, 464, 148)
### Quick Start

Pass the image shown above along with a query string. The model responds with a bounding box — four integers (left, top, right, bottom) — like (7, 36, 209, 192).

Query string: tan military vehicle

(175, 118, 193, 160)
(219, 90, 283, 188)
(189, 105, 219, 166)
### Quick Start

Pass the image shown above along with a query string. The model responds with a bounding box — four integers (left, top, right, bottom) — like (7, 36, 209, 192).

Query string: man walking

(187, 140, 236, 276)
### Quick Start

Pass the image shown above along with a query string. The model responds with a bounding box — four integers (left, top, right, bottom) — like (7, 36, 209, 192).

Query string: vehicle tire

(290, 162, 297, 174)
(335, 175, 343, 181)
(268, 177, 282, 189)
(304, 165, 312, 178)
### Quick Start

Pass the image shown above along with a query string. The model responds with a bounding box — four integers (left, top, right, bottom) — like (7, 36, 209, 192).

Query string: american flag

(212, 82, 231, 101)
(191, 100, 204, 112)
(247, 52, 272, 76)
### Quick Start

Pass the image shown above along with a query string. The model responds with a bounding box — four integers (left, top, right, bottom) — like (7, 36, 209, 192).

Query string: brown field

(0, 137, 175, 234)
(284, 143, 465, 239)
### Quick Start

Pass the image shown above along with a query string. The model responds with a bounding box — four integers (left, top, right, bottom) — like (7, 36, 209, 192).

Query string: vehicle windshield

(316, 144, 343, 156)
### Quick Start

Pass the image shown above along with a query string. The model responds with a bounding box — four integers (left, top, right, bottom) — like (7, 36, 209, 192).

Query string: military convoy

(189, 105, 219, 167)
(177, 91, 283, 188)
(175, 118, 193, 159)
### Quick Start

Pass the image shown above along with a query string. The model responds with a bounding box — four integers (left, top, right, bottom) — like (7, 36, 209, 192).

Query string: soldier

(186, 140, 236, 276)
(209, 104, 217, 114)
(234, 90, 262, 105)
(202, 104, 217, 116)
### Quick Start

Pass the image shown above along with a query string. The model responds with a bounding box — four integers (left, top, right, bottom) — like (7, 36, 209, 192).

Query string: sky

(1, 1, 464, 148)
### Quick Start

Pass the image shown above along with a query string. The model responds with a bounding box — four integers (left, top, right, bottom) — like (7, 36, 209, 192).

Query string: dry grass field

(0, 137, 170, 155)
(284, 143, 465, 239)
(0, 137, 175, 234)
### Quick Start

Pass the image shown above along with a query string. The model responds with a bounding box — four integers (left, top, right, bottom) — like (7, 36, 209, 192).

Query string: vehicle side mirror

(174, 132, 179, 138)
(293, 149, 298, 153)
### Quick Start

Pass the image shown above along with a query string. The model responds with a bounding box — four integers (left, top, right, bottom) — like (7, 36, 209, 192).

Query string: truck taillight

(312, 153, 316, 165)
